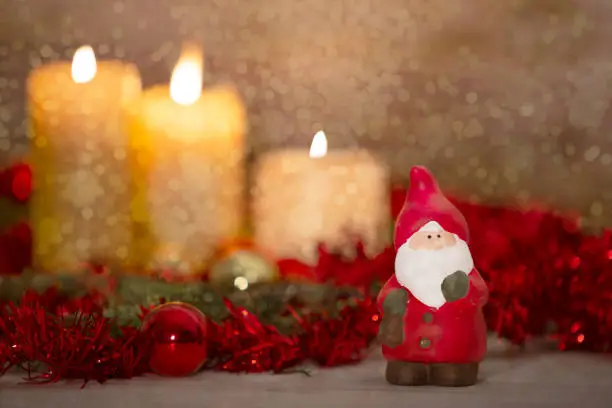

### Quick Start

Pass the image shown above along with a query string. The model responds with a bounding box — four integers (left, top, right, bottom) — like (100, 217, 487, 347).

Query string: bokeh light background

(1, 0, 611, 229)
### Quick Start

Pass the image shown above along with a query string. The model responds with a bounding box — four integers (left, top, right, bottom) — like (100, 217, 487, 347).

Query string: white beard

(394, 238, 474, 309)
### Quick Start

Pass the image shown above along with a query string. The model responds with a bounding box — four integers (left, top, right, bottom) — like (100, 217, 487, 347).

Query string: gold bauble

(208, 249, 279, 291)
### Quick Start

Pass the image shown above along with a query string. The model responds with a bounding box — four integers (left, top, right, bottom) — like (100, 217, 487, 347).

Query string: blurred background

(1, 0, 611, 229)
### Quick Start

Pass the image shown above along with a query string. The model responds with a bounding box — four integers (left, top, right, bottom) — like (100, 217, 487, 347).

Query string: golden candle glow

(71, 46, 97, 84)
(309, 130, 328, 159)
(28, 47, 141, 273)
(169, 46, 203, 106)
(126, 43, 246, 275)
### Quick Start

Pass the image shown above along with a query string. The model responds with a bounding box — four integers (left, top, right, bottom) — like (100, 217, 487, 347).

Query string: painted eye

(437, 234, 441, 238)
(427, 235, 432, 239)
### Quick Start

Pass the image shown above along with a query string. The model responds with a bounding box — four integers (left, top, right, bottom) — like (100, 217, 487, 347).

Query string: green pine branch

(0, 272, 369, 335)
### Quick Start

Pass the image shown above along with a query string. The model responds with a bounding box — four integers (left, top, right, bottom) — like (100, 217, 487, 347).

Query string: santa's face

(394, 221, 474, 309)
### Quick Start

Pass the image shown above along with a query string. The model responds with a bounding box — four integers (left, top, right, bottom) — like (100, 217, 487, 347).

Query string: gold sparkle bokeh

(1, 0, 611, 243)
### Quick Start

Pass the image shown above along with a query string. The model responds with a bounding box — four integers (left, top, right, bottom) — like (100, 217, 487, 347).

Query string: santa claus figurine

(377, 166, 488, 387)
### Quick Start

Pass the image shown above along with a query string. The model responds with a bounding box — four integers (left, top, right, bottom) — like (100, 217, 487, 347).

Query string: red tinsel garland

(0, 292, 147, 384)
(455, 199, 612, 352)
(206, 298, 379, 373)
(0, 290, 380, 384)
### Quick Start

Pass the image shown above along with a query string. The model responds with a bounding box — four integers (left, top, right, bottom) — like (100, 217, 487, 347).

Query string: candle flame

(71, 46, 97, 84)
(309, 130, 328, 158)
(170, 45, 203, 106)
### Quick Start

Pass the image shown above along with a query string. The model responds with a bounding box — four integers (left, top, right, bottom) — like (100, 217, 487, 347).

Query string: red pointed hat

(394, 166, 469, 249)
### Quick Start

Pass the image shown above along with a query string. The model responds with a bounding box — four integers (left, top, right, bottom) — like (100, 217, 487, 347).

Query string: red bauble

(141, 302, 208, 377)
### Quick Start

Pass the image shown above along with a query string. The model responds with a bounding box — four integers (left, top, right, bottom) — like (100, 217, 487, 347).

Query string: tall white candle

(28, 46, 142, 273)
(253, 131, 391, 264)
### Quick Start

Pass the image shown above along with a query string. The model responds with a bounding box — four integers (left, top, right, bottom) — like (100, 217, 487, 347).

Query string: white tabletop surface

(2, 338, 611, 408)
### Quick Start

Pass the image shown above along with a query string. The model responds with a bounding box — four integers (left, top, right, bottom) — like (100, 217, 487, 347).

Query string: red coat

(377, 269, 489, 364)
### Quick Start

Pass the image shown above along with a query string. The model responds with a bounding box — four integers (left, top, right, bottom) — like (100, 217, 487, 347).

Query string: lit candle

(127, 44, 246, 275)
(28, 46, 142, 273)
(252, 131, 391, 264)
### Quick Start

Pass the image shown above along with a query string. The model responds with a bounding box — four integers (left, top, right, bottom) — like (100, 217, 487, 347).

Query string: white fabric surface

(1, 338, 611, 408)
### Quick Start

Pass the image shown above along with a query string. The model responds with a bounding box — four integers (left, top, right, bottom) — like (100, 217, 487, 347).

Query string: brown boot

(430, 363, 479, 387)
(385, 361, 428, 386)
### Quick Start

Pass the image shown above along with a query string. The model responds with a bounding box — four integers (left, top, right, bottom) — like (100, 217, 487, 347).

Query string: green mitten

(441, 271, 470, 302)
(382, 288, 408, 315)
(379, 289, 408, 347)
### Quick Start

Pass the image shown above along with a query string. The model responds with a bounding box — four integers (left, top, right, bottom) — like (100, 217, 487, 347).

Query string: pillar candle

(126, 45, 246, 275)
(28, 46, 141, 273)
(253, 131, 391, 264)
